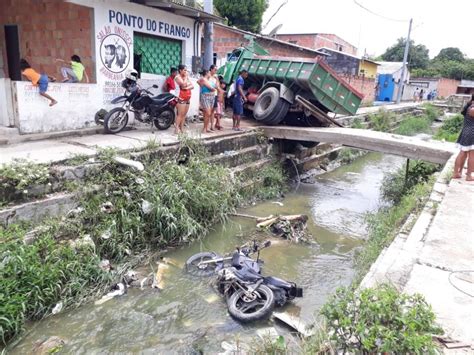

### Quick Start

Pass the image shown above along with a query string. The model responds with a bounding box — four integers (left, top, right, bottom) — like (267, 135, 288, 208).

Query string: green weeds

(434, 113, 463, 142)
(320, 284, 442, 354)
(423, 103, 442, 122)
(395, 115, 432, 136)
(368, 109, 395, 132)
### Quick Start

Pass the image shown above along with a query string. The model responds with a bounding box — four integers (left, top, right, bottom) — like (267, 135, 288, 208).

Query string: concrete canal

(10, 152, 405, 354)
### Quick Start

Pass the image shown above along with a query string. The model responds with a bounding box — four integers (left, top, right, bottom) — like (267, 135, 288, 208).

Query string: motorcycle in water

(99, 79, 177, 134)
(185, 240, 303, 322)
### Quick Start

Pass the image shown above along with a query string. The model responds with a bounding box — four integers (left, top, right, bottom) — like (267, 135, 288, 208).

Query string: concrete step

(231, 157, 274, 179)
(209, 144, 270, 169)
(204, 131, 260, 155)
(0, 192, 77, 226)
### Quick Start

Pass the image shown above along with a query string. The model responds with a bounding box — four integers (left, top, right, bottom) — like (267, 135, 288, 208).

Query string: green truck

(218, 43, 364, 126)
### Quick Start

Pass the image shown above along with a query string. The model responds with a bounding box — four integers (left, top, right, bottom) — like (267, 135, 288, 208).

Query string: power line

(353, 0, 409, 23)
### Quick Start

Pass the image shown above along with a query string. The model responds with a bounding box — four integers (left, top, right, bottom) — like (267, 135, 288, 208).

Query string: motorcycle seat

(264, 276, 294, 290)
(152, 93, 174, 106)
(234, 268, 262, 283)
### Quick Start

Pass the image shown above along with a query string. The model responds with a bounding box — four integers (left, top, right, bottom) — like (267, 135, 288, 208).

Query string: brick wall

(0, 0, 94, 82)
(437, 78, 460, 98)
(340, 74, 376, 104)
(275, 33, 358, 56)
(213, 25, 318, 62)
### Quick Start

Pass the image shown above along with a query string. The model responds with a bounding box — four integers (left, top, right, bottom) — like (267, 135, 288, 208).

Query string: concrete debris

(272, 312, 314, 338)
(257, 215, 310, 243)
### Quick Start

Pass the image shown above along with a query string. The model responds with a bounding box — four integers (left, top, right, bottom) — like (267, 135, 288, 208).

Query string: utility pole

(203, 0, 214, 70)
(396, 18, 412, 104)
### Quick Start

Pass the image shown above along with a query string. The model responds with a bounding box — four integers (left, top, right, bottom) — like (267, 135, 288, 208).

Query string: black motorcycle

(100, 80, 177, 134)
(185, 240, 303, 322)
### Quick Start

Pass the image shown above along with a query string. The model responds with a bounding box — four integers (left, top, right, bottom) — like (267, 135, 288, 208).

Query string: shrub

(434, 113, 463, 142)
(368, 109, 394, 132)
(423, 103, 442, 122)
(395, 116, 432, 136)
(381, 160, 440, 204)
(321, 284, 443, 354)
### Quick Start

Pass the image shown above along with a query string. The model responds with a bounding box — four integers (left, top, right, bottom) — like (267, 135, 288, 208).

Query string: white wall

(0, 79, 15, 127)
(12, 78, 201, 134)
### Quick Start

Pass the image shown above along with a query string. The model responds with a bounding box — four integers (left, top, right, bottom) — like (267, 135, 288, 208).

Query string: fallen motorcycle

(185, 240, 303, 322)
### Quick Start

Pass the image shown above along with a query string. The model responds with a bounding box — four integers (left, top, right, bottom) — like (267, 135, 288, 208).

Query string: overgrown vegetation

(0, 159, 51, 205)
(320, 284, 442, 354)
(381, 161, 440, 204)
(338, 148, 364, 164)
(0, 138, 286, 345)
(395, 115, 431, 136)
(434, 113, 463, 142)
(367, 109, 395, 132)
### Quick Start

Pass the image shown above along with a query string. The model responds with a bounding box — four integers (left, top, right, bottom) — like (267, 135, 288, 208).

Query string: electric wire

(448, 270, 474, 298)
(353, 0, 409, 23)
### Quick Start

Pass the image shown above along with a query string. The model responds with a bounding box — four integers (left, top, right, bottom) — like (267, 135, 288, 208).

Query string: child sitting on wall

(20, 59, 58, 107)
(55, 55, 89, 83)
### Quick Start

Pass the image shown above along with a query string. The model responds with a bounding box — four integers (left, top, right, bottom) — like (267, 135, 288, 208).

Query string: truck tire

(253, 87, 281, 122)
(265, 100, 290, 126)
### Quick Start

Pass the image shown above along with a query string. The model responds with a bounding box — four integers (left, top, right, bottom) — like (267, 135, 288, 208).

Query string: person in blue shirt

(233, 70, 248, 131)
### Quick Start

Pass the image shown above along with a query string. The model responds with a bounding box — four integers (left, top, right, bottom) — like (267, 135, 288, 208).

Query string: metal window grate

(134, 33, 182, 76)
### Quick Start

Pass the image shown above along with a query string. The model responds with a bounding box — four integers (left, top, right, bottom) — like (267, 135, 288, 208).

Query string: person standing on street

(164, 67, 177, 94)
(174, 64, 194, 134)
(453, 95, 474, 181)
(20, 59, 57, 107)
(209, 64, 219, 130)
(232, 70, 248, 131)
(198, 70, 217, 133)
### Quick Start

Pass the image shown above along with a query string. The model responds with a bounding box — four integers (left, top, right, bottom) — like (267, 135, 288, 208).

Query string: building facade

(212, 23, 324, 68)
(275, 33, 357, 56)
(0, 0, 217, 132)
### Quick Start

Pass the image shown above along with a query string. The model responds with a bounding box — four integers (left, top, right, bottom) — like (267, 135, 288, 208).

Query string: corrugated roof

(317, 47, 379, 64)
(377, 62, 404, 74)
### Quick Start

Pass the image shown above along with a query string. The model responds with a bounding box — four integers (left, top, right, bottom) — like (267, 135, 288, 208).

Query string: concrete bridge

(262, 127, 457, 164)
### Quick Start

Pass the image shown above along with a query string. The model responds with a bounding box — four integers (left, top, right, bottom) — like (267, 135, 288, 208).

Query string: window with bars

(134, 32, 182, 76)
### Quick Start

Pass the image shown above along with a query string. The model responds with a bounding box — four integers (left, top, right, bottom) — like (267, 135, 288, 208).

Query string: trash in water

(271, 201, 284, 206)
(51, 301, 63, 315)
(95, 283, 126, 305)
(141, 199, 153, 214)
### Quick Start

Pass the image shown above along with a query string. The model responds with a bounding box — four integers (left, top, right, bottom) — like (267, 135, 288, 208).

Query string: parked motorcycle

(99, 78, 177, 134)
(185, 240, 303, 322)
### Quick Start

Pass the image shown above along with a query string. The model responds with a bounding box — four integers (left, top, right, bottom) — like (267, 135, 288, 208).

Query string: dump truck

(218, 42, 364, 127)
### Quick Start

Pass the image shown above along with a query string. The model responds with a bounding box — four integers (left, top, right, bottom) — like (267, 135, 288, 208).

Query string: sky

(262, 0, 473, 59)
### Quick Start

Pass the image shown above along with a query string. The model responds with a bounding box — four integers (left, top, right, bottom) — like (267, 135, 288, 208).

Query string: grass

(368, 109, 395, 132)
(354, 176, 434, 284)
(395, 115, 432, 136)
(434, 113, 463, 142)
(0, 137, 287, 346)
(422, 103, 442, 122)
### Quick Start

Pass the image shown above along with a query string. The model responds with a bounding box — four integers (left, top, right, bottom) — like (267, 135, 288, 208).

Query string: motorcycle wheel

(227, 284, 275, 323)
(185, 252, 222, 277)
(103, 107, 129, 134)
(154, 109, 175, 130)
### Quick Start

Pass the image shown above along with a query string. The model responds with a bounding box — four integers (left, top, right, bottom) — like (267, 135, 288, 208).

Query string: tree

(434, 47, 465, 62)
(381, 38, 430, 69)
(215, 0, 269, 33)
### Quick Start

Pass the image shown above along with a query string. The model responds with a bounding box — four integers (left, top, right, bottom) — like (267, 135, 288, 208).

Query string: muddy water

(11, 153, 404, 354)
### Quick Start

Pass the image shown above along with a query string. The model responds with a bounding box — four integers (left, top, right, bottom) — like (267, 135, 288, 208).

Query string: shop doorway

(4, 25, 21, 80)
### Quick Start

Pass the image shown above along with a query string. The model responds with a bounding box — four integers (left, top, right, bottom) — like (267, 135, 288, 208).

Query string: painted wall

(340, 74, 376, 104)
(0, 79, 15, 127)
(358, 60, 378, 79)
(12, 77, 201, 134)
(437, 78, 460, 98)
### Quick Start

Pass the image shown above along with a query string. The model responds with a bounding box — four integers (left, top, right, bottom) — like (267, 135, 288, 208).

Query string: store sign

(108, 10, 191, 39)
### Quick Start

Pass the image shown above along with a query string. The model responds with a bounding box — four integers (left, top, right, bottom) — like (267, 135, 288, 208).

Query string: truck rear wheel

(265, 101, 290, 125)
(254, 87, 283, 123)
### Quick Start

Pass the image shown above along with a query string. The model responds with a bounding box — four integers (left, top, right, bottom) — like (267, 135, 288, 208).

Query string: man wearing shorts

(233, 70, 248, 131)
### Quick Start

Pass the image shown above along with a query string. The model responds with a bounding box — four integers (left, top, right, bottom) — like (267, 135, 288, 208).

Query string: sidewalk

(0, 102, 421, 165)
